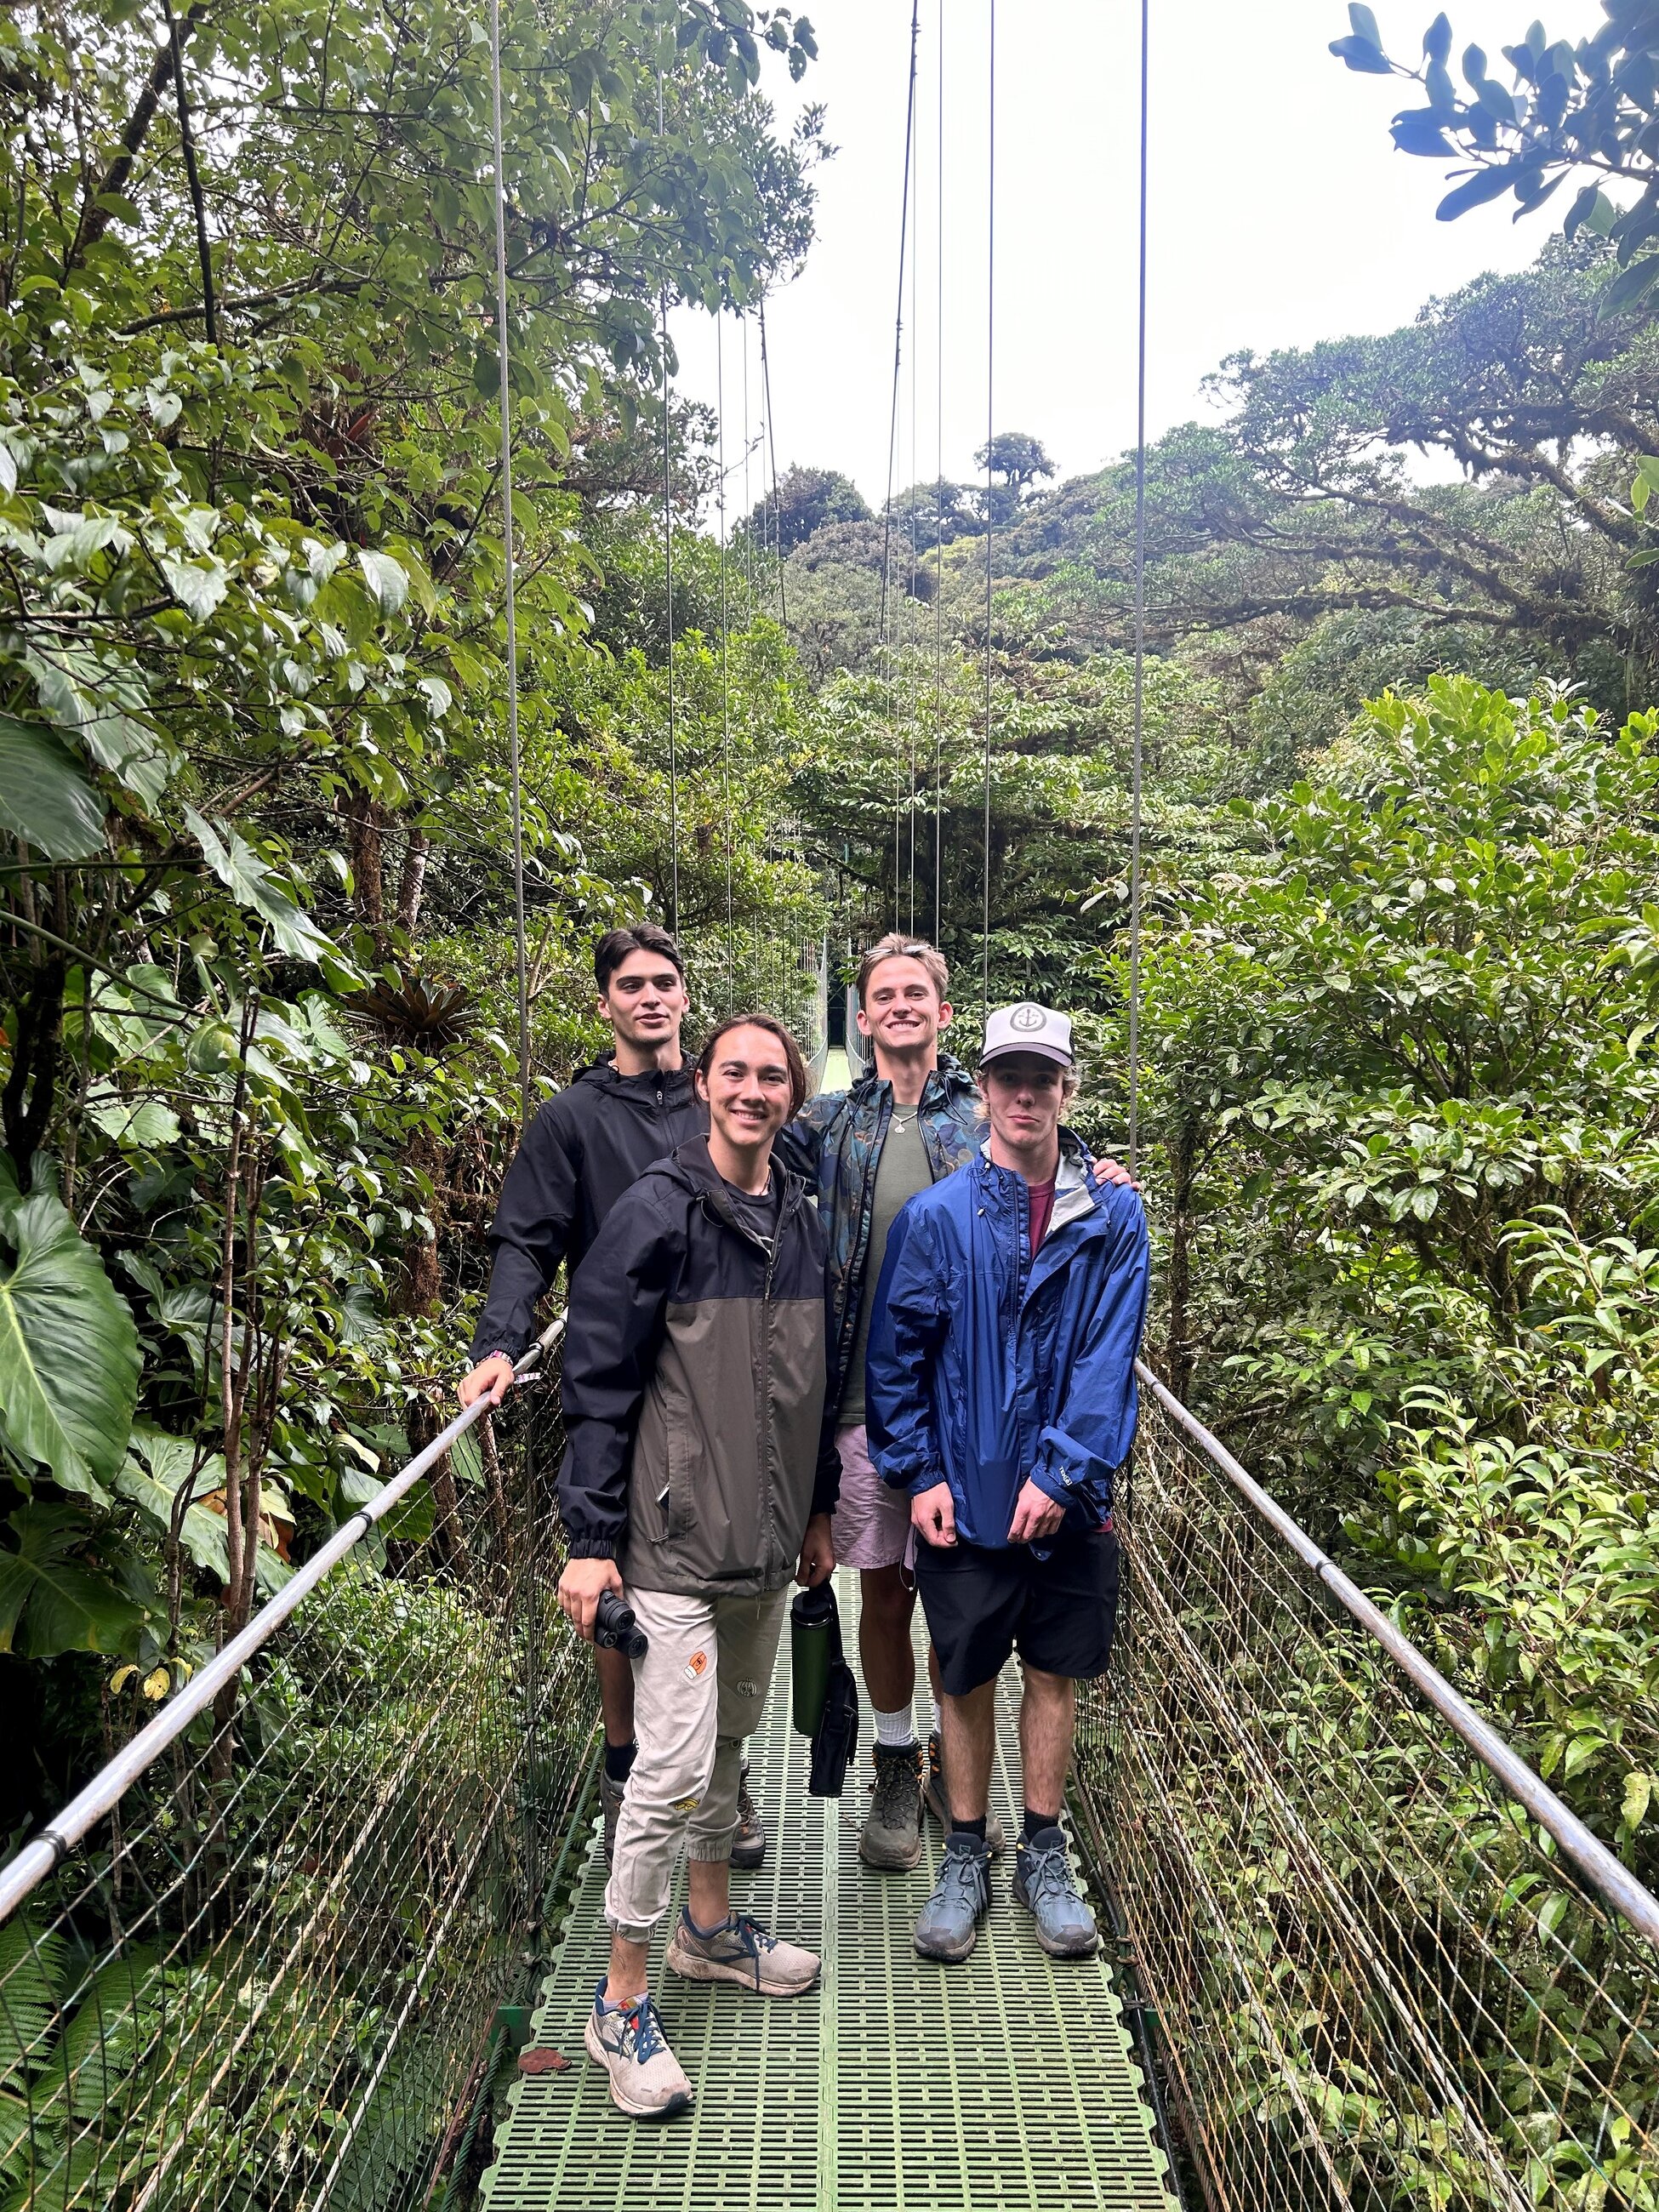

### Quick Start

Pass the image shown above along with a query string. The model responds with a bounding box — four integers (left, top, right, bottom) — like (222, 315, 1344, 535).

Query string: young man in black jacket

(558, 1016, 838, 2119)
(458, 926, 767, 1868)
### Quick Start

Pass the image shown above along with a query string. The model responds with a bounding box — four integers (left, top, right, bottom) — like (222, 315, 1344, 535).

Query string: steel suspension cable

(758, 296, 788, 630)
(933, 0, 945, 944)
(1127, 0, 1149, 1175)
(487, 0, 530, 1126)
(658, 79, 679, 935)
(981, 0, 995, 1027)
(742, 311, 753, 600)
(717, 311, 734, 1012)
(907, 73, 921, 934)
(879, 0, 921, 930)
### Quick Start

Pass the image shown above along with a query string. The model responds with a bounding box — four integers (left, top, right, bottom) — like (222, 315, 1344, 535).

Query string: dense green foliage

(3, 0, 1657, 2033)
(0, 0, 826, 1836)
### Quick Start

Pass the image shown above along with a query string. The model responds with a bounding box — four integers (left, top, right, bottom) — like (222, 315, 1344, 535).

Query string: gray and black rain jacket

(557, 1136, 841, 1598)
(469, 1053, 705, 1362)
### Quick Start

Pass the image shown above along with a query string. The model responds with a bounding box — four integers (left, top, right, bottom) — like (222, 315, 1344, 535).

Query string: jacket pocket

(665, 1417, 698, 1539)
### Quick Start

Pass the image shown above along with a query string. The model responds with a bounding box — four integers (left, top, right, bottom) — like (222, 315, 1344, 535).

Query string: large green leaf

(115, 1427, 230, 1581)
(0, 718, 105, 862)
(0, 1503, 141, 1656)
(184, 807, 337, 965)
(0, 1159, 140, 1499)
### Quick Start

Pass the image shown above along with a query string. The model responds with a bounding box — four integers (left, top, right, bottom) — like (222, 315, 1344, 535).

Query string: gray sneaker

(584, 1986, 693, 2119)
(922, 1731, 1008, 1857)
(732, 1758, 767, 1871)
(665, 1909, 819, 1995)
(859, 1743, 923, 1871)
(600, 1765, 626, 1864)
(1012, 1827, 1099, 1958)
(913, 1834, 991, 1962)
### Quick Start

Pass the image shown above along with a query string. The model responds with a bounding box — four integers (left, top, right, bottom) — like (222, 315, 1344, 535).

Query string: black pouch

(799, 1583, 858, 1798)
(808, 1655, 859, 1798)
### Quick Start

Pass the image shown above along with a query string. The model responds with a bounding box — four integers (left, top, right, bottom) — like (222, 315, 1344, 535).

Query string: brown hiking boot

(859, 1742, 924, 1870)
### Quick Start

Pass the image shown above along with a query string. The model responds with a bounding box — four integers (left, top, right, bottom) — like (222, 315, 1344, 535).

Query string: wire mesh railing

(0, 1327, 593, 2212)
(1076, 1365, 1659, 2212)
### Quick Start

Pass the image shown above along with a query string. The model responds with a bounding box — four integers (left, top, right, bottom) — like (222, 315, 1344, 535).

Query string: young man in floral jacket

(779, 936, 1132, 1873)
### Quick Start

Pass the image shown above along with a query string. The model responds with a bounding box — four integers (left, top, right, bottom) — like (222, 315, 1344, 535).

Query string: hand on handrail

(459, 1353, 516, 1408)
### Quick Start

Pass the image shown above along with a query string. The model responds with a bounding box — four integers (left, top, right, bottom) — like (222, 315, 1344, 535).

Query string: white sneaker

(583, 1985, 693, 2118)
(664, 1908, 819, 1995)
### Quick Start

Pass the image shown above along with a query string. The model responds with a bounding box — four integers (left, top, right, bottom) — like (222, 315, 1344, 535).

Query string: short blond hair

(857, 933, 949, 1006)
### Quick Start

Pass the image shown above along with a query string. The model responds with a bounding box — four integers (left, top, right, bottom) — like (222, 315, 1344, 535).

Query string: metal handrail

(1136, 1358, 1659, 1949)
(0, 1317, 565, 1927)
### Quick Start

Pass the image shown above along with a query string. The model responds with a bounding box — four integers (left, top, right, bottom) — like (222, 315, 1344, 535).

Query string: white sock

(873, 1702, 917, 1750)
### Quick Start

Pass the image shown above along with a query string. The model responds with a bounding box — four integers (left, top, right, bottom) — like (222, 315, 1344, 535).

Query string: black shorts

(914, 1530, 1120, 1696)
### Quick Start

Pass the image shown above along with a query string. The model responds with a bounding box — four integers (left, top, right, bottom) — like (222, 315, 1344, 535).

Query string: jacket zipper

(760, 1200, 783, 1577)
(706, 1181, 788, 1580)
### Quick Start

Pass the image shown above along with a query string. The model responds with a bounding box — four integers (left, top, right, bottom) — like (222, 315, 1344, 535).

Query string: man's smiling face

(856, 954, 951, 1058)
(598, 948, 689, 1054)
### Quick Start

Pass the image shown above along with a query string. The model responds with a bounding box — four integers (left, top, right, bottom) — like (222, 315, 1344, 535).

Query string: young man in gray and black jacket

(557, 1015, 839, 2120)
(458, 926, 767, 1869)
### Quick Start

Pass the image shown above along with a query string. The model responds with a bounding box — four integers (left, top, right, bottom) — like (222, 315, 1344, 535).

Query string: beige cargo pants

(603, 1585, 790, 1940)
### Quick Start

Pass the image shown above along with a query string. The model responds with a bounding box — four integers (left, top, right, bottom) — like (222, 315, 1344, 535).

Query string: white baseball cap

(980, 1001, 1074, 1069)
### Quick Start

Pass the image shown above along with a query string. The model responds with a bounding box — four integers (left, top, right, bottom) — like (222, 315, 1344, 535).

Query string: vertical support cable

(908, 63, 920, 936)
(1127, 0, 1149, 1176)
(880, 0, 921, 932)
(933, 0, 945, 945)
(488, 0, 530, 1126)
(742, 311, 753, 601)
(981, 0, 995, 1027)
(658, 74, 679, 938)
(718, 311, 734, 1012)
(759, 297, 788, 630)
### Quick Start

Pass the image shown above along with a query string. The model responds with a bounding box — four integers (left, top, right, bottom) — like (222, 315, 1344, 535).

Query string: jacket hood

(570, 1050, 697, 1091)
(647, 1133, 806, 1217)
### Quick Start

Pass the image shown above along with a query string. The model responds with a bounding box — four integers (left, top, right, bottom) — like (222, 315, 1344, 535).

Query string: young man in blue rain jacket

(865, 1002, 1149, 1964)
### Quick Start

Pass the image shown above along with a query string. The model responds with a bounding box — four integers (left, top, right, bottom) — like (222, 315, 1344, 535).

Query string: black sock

(1023, 1805, 1061, 1841)
(950, 1815, 988, 1844)
(604, 1739, 637, 1785)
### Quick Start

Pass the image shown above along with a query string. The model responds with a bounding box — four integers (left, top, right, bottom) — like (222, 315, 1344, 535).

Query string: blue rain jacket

(865, 1137, 1149, 1548)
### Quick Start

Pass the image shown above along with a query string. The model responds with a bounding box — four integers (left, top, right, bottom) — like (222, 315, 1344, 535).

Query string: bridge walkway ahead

(478, 1576, 1171, 2212)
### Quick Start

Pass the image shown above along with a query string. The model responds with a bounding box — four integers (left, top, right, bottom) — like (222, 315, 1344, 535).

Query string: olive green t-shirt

(839, 1109, 933, 1425)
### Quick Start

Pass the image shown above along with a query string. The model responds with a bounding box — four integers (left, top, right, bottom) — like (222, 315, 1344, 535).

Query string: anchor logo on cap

(1009, 1003, 1046, 1033)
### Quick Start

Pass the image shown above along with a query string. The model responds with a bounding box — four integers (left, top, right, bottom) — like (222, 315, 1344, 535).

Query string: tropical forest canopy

(3, 0, 1657, 1934)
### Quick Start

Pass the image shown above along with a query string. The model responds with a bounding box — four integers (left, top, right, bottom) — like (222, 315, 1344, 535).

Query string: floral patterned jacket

(776, 1052, 983, 1417)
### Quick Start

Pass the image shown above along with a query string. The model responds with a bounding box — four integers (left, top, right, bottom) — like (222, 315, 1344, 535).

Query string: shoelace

(932, 1848, 987, 1913)
(694, 1912, 778, 1987)
(870, 1752, 919, 1826)
(1021, 1843, 1079, 1910)
(618, 1993, 670, 2062)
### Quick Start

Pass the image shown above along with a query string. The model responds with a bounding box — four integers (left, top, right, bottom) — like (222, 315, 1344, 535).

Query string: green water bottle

(790, 1583, 837, 1738)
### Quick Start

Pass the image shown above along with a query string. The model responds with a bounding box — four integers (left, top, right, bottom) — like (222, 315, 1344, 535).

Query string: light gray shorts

(831, 1423, 910, 1572)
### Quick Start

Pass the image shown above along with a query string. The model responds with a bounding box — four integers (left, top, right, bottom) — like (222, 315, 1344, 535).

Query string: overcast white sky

(668, 0, 1606, 522)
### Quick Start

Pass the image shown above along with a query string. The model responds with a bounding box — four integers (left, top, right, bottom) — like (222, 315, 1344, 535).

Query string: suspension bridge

(1, 1304, 1656, 2212)
(3, 2, 1658, 2208)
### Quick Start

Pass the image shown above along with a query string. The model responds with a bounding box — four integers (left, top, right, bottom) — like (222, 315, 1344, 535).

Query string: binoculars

(594, 1588, 648, 1658)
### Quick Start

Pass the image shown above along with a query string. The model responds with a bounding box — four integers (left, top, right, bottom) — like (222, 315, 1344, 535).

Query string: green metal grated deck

(479, 1576, 1170, 2210)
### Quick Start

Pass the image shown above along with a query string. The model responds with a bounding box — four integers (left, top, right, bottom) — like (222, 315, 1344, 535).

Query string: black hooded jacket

(558, 1137, 841, 1596)
(468, 1054, 706, 1362)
